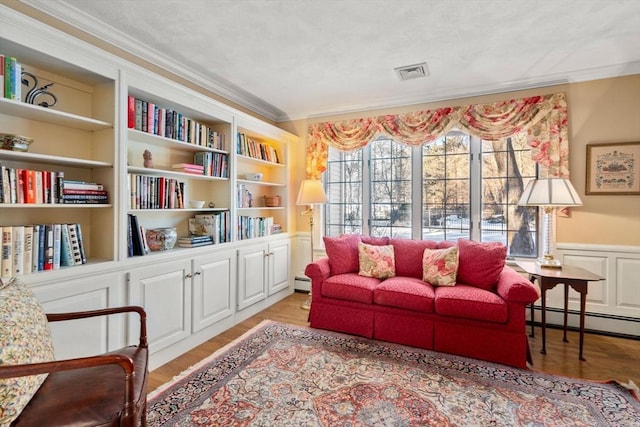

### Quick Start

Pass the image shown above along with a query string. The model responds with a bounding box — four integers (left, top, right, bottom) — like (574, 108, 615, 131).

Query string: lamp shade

(517, 178, 583, 207)
(296, 179, 327, 205)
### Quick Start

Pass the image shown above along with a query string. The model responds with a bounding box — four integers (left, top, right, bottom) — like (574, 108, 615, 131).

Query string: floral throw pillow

(422, 246, 459, 286)
(358, 242, 396, 279)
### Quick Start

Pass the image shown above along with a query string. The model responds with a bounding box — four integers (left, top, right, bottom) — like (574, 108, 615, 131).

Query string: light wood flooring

(148, 292, 640, 392)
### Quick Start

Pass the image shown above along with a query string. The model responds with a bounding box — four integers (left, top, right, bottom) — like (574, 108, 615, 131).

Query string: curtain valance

(306, 93, 569, 179)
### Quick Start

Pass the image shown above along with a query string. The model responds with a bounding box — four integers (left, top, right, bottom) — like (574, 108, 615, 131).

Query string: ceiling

(19, 0, 640, 122)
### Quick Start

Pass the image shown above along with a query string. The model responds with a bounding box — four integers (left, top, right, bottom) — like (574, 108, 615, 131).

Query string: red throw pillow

(456, 238, 506, 290)
(323, 234, 360, 275)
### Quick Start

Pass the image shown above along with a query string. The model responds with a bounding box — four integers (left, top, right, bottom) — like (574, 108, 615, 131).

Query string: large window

(324, 132, 539, 258)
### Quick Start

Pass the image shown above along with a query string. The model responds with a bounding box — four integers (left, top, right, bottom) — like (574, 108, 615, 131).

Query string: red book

(23, 169, 36, 203)
(128, 96, 136, 129)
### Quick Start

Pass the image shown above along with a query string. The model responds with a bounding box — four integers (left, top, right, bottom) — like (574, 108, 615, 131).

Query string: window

(324, 132, 539, 258)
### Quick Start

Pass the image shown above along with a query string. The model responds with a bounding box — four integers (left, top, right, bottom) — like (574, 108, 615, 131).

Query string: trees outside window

(323, 132, 538, 258)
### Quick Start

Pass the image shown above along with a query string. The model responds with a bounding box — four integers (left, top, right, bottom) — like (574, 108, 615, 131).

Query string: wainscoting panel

(538, 243, 640, 337)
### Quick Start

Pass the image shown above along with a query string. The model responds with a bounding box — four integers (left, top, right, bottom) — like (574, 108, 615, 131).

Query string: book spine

(1, 226, 13, 277)
(22, 225, 33, 275)
(43, 224, 54, 270)
(31, 224, 40, 273)
(67, 223, 83, 265)
(12, 225, 24, 275)
(52, 223, 62, 269)
(37, 224, 45, 271)
(60, 224, 75, 267)
(74, 223, 87, 264)
(127, 95, 135, 129)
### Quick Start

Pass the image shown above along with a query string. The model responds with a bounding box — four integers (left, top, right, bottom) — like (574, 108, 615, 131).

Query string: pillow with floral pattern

(422, 246, 459, 286)
(358, 242, 396, 279)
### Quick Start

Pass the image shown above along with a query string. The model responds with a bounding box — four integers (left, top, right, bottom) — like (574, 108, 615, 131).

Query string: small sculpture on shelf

(143, 150, 154, 168)
(21, 71, 58, 108)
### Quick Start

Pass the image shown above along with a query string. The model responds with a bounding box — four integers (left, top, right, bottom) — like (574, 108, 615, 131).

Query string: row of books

(0, 165, 109, 205)
(128, 174, 185, 210)
(1, 54, 22, 100)
(127, 214, 149, 256)
(237, 215, 275, 240)
(193, 151, 229, 178)
(236, 133, 280, 164)
(237, 184, 255, 208)
(127, 95, 225, 149)
(188, 211, 232, 245)
(1, 223, 87, 278)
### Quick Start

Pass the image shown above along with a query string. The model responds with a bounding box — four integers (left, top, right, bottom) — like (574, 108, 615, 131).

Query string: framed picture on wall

(586, 141, 640, 195)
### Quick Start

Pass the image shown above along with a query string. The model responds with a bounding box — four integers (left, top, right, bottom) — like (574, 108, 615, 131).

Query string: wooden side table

(516, 261, 604, 361)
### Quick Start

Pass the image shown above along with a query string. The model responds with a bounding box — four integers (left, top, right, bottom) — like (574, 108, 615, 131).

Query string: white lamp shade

(517, 178, 583, 207)
(296, 179, 327, 205)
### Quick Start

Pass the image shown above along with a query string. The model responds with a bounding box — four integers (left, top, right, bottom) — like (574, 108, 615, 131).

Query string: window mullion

(470, 136, 482, 241)
(363, 144, 371, 236)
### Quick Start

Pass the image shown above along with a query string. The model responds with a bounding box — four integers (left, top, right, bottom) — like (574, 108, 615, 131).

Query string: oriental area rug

(147, 321, 639, 426)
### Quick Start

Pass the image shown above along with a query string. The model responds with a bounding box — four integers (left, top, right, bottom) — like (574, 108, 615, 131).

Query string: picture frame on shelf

(586, 141, 640, 195)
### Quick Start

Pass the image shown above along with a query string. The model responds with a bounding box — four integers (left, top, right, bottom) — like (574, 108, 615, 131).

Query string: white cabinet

(237, 238, 292, 310)
(127, 258, 192, 353)
(30, 272, 126, 359)
(192, 248, 235, 332)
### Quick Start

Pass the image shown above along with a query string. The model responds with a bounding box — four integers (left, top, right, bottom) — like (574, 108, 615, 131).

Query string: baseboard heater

(294, 276, 310, 292)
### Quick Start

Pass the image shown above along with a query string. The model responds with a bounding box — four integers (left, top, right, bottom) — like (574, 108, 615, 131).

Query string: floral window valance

(306, 92, 569, 179)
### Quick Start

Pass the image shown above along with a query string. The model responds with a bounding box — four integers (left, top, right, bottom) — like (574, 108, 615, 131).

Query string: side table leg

(563, 283, 569, 343)
(579, 290, 587, 361)
(541, 287, 547, 355)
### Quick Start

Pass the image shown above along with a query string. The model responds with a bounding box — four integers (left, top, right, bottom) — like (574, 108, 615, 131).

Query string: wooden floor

(148, 292, 639, 392)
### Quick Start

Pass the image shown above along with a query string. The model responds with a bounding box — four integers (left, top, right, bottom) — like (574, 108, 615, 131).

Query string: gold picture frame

(586, 141, 640, 195)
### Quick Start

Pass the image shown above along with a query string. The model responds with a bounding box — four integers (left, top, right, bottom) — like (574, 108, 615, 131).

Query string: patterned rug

(147, 320, 639, 426)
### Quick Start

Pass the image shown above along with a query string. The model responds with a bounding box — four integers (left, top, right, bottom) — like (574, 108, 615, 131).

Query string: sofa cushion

(323, 273, 380, 304)
(456, 238, 507, 290)
(323, 234, 360, 275)
(358, 242, 396, 279)
(0, 277, 56, 426)
(434, 285, 508, 323)
(374, 276, 435, 313)
(422, 246, 459, 287)
(390, 238, 439, 278)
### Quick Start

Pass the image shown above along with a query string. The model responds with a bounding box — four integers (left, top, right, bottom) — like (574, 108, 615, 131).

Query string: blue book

(37, 224, 45, 271)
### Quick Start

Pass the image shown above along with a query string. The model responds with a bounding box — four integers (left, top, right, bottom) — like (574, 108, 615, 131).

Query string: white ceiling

(20, 0, 640, 122)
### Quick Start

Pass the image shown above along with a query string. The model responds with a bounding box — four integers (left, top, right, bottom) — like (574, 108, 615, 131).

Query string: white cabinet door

(237, 243, 267, 310)
(192, 249, 236, 332)
(268, 239, 291, 296)
(127, 258, 191, 353)
(32, 272, 126, 359)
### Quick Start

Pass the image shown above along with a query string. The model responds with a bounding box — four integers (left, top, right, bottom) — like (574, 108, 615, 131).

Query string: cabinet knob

(185, 273, 193, 279)
(194, 271, 201, 276)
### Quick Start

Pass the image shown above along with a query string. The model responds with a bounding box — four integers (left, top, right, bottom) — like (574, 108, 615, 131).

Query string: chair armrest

(496, 266, 540, 304)
(0, 353, 136, 380)
(47, 306, 148, 348)
(304, 257, 331, 282)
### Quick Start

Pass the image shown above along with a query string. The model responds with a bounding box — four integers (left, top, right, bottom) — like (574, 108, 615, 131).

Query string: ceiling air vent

(394, 62, 429, 81)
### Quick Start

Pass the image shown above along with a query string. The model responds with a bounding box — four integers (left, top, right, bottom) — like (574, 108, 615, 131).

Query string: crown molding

(17, 0, 286, 122)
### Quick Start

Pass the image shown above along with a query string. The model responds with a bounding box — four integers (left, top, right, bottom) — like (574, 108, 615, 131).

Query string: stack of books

(62, 180, 108, 204)
(177, 235, 213, 248)
(171, 163, 204, 175)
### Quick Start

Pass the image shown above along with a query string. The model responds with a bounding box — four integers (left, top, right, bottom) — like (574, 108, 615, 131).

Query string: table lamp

(517, 178, 582, 268)
(296, 179, 327, 310)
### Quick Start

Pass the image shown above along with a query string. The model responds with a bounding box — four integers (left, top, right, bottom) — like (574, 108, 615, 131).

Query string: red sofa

(305, 235, 540, 368)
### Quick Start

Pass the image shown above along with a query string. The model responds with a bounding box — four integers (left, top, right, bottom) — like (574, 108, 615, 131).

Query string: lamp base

(536, 256, 562, 268)
(301, 293, 311, 310)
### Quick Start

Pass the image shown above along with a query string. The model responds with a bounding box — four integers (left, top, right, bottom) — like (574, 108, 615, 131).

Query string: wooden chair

(0, 304, 149, 427)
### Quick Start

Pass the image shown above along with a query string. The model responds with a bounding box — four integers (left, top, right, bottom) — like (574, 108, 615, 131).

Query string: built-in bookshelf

(0, 33, 118, 277)
(124, 75, 235, 257)
(235, 125, 289, 240)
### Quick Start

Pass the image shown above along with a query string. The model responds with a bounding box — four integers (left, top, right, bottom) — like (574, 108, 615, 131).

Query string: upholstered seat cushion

(434, 285, 508, 323)
(322, 273, 380, 304)
(11, 345, 148, 427)
(374, 277, 435, 313)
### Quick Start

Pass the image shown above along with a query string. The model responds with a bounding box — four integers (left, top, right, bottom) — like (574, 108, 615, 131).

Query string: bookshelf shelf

(0, 98, 112, 131)
(0, 150, 113, 168)
(236, 179, 284, 187)
(127, 166, 227, 181)
(128, 129, 227, 154)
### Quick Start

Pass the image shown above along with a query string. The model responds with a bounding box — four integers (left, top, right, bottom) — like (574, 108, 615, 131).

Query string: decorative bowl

(244, 173, 263, 181)
(189, 200, 205, 209)
(145, 227, 177, 251)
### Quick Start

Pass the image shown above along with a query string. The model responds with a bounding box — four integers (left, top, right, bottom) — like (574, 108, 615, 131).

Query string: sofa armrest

(305, 257, 331, 301)
(496, 265, 540, 304)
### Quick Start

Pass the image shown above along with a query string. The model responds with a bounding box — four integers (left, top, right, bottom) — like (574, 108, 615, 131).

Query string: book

(127, 95, 135, 129)
(22, 225, 33, 275)
(67, 223, 83, 265)
(62, 180, 105, 191)
(62, 189, 108, 196)
(74, 223, 87, 264)
(43, 224, 54, 270)
(37, 224, 45, 271)
(31, 224, 40, 273)
(1, 226, 13, 277)
(177, 241, 214, 248)
(11, 225, 24, 276)
(60, 224, 75, 267)
(23, 169, 36, 203)
(128, 215, 145, 256)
